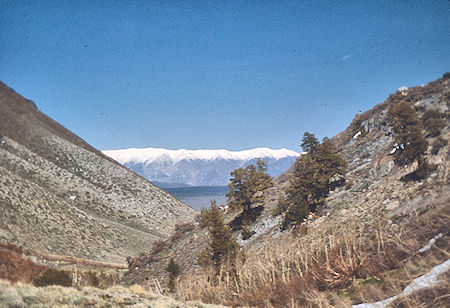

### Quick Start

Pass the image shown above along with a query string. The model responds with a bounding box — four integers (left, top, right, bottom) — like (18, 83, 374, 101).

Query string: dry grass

(175, 203, 449, 307)
(0, 279, 224, 308)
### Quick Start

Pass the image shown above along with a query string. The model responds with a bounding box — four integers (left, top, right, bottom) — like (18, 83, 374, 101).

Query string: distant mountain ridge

(103, 147, 300, 186)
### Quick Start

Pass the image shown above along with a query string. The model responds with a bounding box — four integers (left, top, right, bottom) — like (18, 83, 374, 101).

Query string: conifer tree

(278, 132, 347, 228)
(226, 159, 273, 218)
(301, 131, 320, 153)
(165, 258, 181, 292)
(388, 101, 427, 166)
(198, 203, 239, 268)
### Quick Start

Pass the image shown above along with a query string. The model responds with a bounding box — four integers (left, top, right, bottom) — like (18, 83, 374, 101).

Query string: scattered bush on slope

(33, 268, 72, 287)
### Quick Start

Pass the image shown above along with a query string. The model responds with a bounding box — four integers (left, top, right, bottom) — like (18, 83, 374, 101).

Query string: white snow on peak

(103, 147, 300, 165)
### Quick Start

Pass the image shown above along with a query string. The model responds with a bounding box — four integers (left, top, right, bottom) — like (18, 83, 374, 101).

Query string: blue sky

(1, 1, 449, 151)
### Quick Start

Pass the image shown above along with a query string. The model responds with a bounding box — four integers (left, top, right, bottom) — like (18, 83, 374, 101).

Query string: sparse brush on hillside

(276, 132, 347, 228)
(422, 109, 446, 137)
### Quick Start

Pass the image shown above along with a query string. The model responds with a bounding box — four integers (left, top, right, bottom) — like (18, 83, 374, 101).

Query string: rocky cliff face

(0, 82, 197, 264)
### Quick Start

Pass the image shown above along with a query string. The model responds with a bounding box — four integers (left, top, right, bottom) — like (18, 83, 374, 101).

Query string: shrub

(349, 114, 368, 139)
(84, 270, 99, 287)
(34, 268, 72, 287)
(166, 258, 181, 292)
(422, 109, 445, 137)
(174, 222, 195, 233)
(401, 160, 437, 182)
(431, 136, 447, 155)
(0, 243, 47, 283)
(151, 239, 167, 255)
(241, 224, 255, 240)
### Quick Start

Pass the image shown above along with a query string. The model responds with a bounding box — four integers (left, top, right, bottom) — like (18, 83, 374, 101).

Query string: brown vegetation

(175, 203, 449, 307)
(0, 242, 47, 284)
(19, 245, 127, 269)
(33, 268, 72, 287)
(126, 222, 197, 272)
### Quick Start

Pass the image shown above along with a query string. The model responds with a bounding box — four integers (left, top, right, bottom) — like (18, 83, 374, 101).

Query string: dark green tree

(198, 203, 239, 268)
(301, 131, 320, 153)
(388, 102, 428, 166)
(278, 132, 347, 228)
(226, 159, 273, 218)
(165, 258, 181, 292)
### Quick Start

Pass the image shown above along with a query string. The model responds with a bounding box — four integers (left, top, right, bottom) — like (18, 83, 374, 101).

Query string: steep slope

(0, 82, 197, 264)
(122, 75, 449, 304)
(103, 147, 299, 186)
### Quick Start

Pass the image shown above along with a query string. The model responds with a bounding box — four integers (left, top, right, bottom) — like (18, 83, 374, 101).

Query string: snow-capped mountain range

(103, 147, 300, 187)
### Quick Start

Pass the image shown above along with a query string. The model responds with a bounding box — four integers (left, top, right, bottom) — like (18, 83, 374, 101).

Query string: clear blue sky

(1, 1, 449, 151)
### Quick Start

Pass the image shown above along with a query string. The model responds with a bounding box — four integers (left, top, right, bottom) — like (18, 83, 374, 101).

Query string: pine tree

(278, 132, 347, 228)
(301, 131, 320, 153)
(165, 258, 181, 292)
(198, 203, 239, 268)
(388, 101, 427, 166)
(226, 159, 273, 218)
